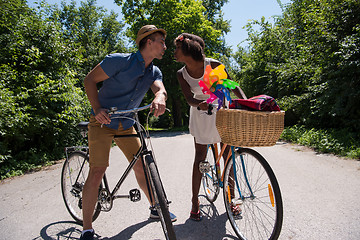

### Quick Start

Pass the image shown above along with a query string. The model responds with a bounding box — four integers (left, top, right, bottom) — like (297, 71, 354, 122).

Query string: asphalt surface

(1, 131, 360, 240)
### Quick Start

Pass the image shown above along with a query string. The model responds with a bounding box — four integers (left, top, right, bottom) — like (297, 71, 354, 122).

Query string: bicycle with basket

(200, 104, 285, 240)
(199, 64, 285, 240)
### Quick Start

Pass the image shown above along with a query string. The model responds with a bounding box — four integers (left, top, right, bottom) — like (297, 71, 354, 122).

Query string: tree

(0, 0, 128, 179)
(49, 0, 126, 80)
(0, 0, 86, 178)
(115, 0, 231, 127)
(233, 0, 360, 132)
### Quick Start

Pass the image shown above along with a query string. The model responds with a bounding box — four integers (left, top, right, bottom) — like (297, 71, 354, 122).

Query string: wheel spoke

(223, 148, 283, 240)
(61, 151, 101, 224)
(202, 144, 220, 203)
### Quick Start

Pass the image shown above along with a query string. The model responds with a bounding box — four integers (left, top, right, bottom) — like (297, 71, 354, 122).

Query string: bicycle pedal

(199, 161, 211, 173)
(129, 189, 141, 202)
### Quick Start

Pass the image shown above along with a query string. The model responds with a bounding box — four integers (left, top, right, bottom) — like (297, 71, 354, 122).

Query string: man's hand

(150, 93, 166, 117)
(94, 108, 111, 125)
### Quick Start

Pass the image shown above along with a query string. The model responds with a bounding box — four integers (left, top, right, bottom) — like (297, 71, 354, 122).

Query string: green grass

(280, 125, 360, 159)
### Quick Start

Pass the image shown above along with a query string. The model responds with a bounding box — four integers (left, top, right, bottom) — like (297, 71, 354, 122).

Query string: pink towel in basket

(229, 95, 281, 111)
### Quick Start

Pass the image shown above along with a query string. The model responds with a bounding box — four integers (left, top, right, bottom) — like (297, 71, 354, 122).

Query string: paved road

(1, 132, 360, 240)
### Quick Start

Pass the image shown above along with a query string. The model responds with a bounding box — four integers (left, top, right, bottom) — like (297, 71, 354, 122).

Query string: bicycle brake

(129, 189, 141, 202)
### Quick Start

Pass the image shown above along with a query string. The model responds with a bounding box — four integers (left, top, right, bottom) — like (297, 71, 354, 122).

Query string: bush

(0, 7, 88, 179)
(280, 125, 360, 159)
(234, 0, 360, 133)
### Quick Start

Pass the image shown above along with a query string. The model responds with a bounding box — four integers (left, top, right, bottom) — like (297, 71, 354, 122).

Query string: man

(80, 25, 176, 240)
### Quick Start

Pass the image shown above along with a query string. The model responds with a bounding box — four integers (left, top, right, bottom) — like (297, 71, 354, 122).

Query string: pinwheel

(198, 64, 239, 109)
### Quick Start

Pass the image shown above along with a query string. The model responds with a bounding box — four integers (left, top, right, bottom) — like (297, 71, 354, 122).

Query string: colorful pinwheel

(198, 64, 239, 109)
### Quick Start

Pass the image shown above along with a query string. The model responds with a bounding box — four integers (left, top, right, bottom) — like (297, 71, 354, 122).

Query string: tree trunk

(172, 97, 183, 127)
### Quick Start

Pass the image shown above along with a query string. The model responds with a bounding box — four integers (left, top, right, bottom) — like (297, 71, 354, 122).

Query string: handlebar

(109, 104, 152, 116)
(197, 103, 217, 115)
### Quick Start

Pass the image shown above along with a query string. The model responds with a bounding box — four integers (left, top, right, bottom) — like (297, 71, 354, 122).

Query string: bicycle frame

(99, 106, 163, 205)
(206, 143, 254, 200)
(64, 105, 167, 207)
(62, 104, 177, 239)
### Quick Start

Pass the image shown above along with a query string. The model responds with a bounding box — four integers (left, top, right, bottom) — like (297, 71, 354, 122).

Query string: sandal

(190, 210, 202, 221)
(231, 204, 242, 216)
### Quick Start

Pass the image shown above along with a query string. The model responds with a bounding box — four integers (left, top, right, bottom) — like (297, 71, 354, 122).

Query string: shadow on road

(102, 219, 156, 239)
(33, 220, 82, 240)
(35, 219, 154, 240)
(34, 196, 238, 239)
(174, 195, 239, 240)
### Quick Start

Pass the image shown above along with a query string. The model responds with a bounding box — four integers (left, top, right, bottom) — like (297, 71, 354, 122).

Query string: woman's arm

(177, 70, 204, 108)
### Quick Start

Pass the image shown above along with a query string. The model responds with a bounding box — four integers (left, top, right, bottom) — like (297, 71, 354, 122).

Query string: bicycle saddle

(77, 121, 89, 130)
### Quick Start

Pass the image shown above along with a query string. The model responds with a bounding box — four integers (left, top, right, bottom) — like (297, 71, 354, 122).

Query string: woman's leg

(191, 139, 208, 213)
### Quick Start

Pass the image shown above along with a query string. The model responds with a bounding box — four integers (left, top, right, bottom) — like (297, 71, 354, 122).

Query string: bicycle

(199, 105, 283, 240)
(61, 104, 176, 240)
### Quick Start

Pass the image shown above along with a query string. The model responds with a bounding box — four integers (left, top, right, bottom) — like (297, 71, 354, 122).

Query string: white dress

(179, 58, 221, 144)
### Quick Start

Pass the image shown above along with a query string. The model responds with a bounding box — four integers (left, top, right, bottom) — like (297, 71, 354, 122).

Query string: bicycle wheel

(201, 144, 220, 203)
(145, 155, 176, 240)
(223, 148, 283, 240)
(61, 151, 101, 224)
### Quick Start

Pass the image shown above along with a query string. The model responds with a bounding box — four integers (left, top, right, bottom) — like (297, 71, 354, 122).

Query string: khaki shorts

(88, 115, 141, 167)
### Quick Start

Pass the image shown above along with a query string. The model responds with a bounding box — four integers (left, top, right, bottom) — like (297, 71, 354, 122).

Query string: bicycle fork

(142, 151, 171, 208)
(231, 146, 254, 200)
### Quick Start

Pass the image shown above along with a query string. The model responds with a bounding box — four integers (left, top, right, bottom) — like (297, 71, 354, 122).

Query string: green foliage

(0, 3, 87, 179)
(115, 0, 231, 127)
(281, 125, 360, 159)
(0, 0, 29, 34)
(234, 0, 360, 133)
(48, 0, 126, 80)
(0, 0, 126, 179)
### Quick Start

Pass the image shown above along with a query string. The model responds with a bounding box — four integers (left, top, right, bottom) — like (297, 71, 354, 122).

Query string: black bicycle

(61, 104, 176, 240)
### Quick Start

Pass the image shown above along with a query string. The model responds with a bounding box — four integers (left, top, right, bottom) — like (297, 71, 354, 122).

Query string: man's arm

(84, 63, 111, 124)
(150, 80, 167, 117)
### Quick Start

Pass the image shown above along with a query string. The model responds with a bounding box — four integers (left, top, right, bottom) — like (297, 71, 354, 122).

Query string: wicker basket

(216, 109, 285, 147)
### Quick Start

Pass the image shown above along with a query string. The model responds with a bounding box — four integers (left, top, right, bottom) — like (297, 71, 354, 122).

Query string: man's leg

(82, 166, 107, 230)
(84, 115, 113, 232)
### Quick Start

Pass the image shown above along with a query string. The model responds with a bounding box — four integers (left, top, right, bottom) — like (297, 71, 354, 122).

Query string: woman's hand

(197, 101, 209, 111)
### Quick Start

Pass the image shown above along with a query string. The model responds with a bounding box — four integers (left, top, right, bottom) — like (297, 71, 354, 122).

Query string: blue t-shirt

(93, 51, 163, 130)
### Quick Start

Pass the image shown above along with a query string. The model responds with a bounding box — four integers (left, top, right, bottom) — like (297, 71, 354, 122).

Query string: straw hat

(135, 25, 167, 46)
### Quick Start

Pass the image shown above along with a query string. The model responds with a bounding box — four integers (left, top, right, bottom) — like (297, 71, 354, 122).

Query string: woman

(174, 33, 246, 221)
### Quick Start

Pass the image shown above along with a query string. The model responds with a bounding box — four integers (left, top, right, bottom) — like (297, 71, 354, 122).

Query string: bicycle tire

(61, 151, 101, 224)
(145, 155, 176, 240)
(201, 144, 220, 203)
(223, 148, 283, 240)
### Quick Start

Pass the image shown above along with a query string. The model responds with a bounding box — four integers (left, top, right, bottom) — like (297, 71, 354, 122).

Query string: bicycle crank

(98, 188, 113, 212)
